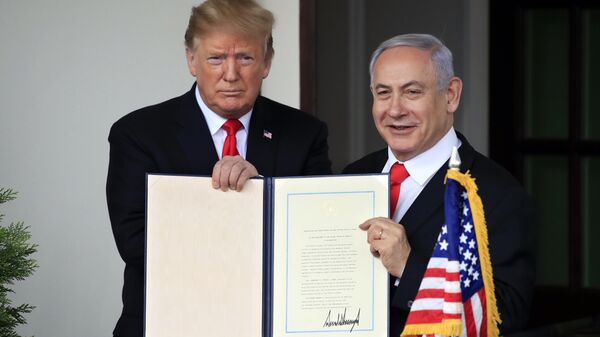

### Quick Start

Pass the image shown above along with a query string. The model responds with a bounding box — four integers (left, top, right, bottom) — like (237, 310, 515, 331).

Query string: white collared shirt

(195, 86, 252, 159)
(382, 127, 461, 223)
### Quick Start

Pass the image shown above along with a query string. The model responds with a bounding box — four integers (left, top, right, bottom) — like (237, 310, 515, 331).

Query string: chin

(389, 142, 417, 158)
(217, 101, 243, 110)
(219, 105, 250, 118)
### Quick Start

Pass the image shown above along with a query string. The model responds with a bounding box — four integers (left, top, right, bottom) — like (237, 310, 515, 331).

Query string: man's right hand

(211, 155, 259, 192)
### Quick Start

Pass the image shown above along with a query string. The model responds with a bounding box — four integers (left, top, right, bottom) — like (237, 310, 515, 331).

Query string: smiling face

(371, 46, 462, 161)
(186, 28, 272, 119)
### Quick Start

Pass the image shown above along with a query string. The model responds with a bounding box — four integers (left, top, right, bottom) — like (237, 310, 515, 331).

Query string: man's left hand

(359, 217, 411, 277)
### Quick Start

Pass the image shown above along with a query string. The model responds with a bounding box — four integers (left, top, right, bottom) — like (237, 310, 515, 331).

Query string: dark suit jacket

(343, 133, 534, 337)
(106, 85, 332, 337)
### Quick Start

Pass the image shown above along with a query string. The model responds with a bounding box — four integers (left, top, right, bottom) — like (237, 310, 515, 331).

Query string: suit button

(407, 300, 413, 308)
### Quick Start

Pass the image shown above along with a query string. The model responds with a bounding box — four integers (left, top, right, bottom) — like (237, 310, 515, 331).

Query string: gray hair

(369, 33, 454, 91)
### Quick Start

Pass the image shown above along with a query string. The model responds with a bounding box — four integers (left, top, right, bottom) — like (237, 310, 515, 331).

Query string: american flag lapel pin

(263, 129, 272, 140)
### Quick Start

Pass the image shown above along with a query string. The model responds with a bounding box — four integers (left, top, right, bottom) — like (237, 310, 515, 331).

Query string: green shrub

(0, 188, 38, 337)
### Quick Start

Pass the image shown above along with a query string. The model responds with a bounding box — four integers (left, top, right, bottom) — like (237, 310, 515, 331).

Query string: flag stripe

(444, 280, 461, 293)
(412, 298, 444, 311)
(419, 277, 444, 289)
(414, 289, 462, 302)
(426, 257, 448, 268)
(464, 295, 477, 337)
(443, 313, 463, 320)
(403, 309, 443, 323)
(478, 289, 487, 337)
(443, 301, 463, 314)
(423, 268, 446, 278)
(414, 289, 445, 299)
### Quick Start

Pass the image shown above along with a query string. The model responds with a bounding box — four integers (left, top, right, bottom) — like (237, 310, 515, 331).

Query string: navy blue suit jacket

(106, 85, 332, 336)
(343, 133, 534, 336)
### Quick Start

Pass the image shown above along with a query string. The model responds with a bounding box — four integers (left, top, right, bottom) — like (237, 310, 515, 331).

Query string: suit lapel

(369, 151, 388, 173)
(246, 96, 279, 176)
(400, 165, 446, 236)
(174, 86, 219, 174)
(400, 132, 477, 236)
(456, 132, 476, 173)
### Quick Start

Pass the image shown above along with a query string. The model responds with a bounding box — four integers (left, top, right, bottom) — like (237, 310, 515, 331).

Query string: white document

(271, 175, 388, 337)
(145, 174, 389, 337)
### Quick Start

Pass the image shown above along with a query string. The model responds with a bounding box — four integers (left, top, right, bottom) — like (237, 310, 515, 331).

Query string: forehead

(372, 46, 435, 84)
(194, 28, 265, 51)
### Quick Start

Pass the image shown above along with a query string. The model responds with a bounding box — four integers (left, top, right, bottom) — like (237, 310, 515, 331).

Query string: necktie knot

(390, 162, 410, 216)
(222, 119, 242, 136)
(390, 162, 409, 186)
(221, 119, 242, 157)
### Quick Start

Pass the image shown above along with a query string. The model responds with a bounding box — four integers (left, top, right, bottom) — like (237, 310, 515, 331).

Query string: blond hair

(184, 0, 274, 61)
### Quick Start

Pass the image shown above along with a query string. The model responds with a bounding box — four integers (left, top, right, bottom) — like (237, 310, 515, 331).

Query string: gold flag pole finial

(449, 146, 461, 171)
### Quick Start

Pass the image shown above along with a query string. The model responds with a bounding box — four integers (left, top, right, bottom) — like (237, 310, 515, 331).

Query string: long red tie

(221, 119, 242, 157)
(390, 162, 410, 216)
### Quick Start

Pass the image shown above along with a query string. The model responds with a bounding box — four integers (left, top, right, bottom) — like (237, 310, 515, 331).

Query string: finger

(369, 245, 380, 257)
(228, 162, 251, 191)
(359, 221, 371, 231)
(234, 165, 258, 192)
(212, 160, 223, 189)
(378, 228, 385, 240)
(228, 161, 245, 191)
(218, 159, 234, 192)
(360, 216, 392, 231)
(366, 226, 383, 243)
(370, 240, 389, 258)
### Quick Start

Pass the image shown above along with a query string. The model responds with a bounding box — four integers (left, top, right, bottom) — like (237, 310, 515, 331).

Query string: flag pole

(449, 146, 461, 171)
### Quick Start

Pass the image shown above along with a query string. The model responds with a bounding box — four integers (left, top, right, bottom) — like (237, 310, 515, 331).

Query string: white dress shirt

(382, 127, 461, 223)
(195, 86, 252, 159)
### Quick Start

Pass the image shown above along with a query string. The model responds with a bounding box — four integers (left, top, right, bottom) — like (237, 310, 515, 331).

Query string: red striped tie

(390, 162, 410, 216)
(221, 119, 242, 157)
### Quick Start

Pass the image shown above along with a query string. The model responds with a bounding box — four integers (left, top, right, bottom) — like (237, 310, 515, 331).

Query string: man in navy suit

(343, 34, 534, 336)
(106, 0, 331, 335)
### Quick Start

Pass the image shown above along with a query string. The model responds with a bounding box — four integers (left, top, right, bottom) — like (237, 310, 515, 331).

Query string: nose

(387, 92, 407, 117)
(222, 57, 239, 82)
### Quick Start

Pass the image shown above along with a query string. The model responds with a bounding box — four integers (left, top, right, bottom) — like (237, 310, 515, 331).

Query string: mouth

(219, 90, 243, 97)
(388, 124, 416, 133)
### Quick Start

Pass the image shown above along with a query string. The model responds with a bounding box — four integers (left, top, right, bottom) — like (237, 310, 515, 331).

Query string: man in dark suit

(106, 1, 331, 336)
(343, 34, 534, 336)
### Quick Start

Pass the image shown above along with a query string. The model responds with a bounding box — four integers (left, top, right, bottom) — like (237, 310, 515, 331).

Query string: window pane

(583, 9, 600, 140)
(525, 155, 569, 286)
(583, 158, 600, 288)
(524, 9, 569, 139)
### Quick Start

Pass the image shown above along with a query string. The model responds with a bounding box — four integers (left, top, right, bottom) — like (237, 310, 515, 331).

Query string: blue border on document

(285, 190, 376, 334)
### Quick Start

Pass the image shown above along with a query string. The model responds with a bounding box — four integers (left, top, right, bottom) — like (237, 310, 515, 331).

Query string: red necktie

(390, 162, 410, 216)
(221, 119, 242, 157)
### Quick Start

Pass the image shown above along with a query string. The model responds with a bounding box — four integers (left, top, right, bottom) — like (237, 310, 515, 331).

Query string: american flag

(401, 170, 500, 337)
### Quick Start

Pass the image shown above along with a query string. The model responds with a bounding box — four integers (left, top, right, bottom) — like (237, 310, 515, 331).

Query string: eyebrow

(373, 80, 425, 91)
(401, 80, 425, 89)
(373, 83, 391, 91)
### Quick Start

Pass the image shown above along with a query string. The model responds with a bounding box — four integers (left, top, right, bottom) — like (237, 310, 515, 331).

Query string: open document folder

(145, 174, 389, 337)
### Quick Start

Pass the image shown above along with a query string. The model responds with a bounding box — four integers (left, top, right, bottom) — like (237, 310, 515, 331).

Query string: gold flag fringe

(446, 169, 502, 337)
(401, 319, 463, 337)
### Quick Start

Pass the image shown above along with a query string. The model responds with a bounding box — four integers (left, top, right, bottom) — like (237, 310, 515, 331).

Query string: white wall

(0, 1, 298, 336)
(259, 0, 300, 108)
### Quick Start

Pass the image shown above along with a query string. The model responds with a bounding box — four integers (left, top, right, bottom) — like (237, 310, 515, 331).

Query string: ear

(261, 55, 272, 79)
(445, 77, 463, 114)
(185, 47, 197, 77)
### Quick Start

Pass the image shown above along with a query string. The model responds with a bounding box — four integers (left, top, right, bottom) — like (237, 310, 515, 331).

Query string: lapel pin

(263, 130, 272, 140)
